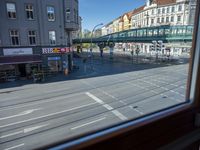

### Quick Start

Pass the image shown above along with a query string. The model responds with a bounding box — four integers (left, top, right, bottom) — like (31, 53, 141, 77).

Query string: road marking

(0, 131, 23, 139)
(0, 92, 84, 112)
(0, 108, 41, 121)
(86, 92, 104, 105)
(111, 110, 128, 121)
(103, 104, 113, 110)
(23, 124, 49, 133)
(4, 143, 24, 150)
(0, 102, 96, 129)
(0, 124, 49, 139)
(71, 117, 106, 130)
(86, 92, 128, 121)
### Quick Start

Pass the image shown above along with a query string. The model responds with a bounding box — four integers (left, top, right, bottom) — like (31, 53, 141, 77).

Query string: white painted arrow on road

(0, 124, 49, 139)
(0, 108, 42, 121)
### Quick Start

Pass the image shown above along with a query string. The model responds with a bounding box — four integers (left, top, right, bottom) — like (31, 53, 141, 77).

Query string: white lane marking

(0, 124, 49, 139)
(71, 117, 106, 130)
(23, 124, 49, 133)
(103, 104, 113, 110)
(0, 92, 84, 112)
(86, 92, 128, 121)
(111, 110, 128, 121)
(0, 108, 41, 121)
(4, 143, 25, 150)
(85, 92, 104, 105)
(0, 131, 23, 139)
(0, 102, 96, 129)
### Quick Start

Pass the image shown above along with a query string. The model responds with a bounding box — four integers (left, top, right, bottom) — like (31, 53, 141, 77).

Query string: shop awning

(0, 55, 42, 65)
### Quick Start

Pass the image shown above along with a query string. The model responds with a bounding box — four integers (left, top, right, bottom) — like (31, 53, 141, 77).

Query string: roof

(132, 5, 145, 15)
(155, 0, 176, 6)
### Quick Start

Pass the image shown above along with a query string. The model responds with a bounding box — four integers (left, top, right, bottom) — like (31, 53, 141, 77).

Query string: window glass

(178, 5, 182, 11)
(49, 31, 56, 45)
(0, 1, 198, 150)
(28, 30, 36, 45)
(172, 6, 175, 12)
(6, 3, 16, 19)
(10, 30, 19, 45)
(25, 4, 34, 20)
(171, 16, 174, 22)
(47, 6, 55, 21)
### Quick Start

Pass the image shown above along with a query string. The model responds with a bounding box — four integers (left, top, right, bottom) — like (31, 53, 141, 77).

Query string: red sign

(42, 47, 71, 54)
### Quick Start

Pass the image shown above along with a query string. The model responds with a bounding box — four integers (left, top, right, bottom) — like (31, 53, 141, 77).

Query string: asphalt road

(0, 62, 188, 150)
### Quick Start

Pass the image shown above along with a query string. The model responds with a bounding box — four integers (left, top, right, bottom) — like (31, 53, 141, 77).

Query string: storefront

(0, 48, 42, 82)
(42, 47, 72, 74)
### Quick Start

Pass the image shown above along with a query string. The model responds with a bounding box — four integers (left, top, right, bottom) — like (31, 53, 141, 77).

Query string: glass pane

(0, 0, 198, 149)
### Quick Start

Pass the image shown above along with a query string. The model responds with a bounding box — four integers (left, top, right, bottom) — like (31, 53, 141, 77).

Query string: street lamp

(90, 23, 103, 69)
(90, 23, 104, 53)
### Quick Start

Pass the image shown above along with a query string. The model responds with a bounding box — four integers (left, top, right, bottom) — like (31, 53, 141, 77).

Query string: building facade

(101, 0, 196, 56)
(0, 0, 79, 81)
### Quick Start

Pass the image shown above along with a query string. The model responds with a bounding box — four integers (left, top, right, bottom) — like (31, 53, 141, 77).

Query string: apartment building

(0, 0, 79, 81)
(101, 0, 196, 56)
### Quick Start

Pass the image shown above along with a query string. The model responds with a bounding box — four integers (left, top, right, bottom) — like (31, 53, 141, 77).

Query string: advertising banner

(42, 47, 71, 54)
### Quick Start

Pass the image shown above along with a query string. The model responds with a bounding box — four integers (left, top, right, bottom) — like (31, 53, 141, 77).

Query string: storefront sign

(48, 57, 61, 61)
(42, 47, 71, 54)
(3, 48, 33, 56)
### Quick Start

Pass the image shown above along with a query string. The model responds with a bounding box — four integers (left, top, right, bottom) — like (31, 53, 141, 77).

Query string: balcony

(64, 21, 79, 31)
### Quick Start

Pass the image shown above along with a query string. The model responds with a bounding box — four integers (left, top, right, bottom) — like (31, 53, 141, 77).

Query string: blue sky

(79, 0, 146, 30)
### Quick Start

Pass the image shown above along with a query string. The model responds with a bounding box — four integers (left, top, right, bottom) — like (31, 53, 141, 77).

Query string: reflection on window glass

(49, 31, 56, 45)
(0, 0, 198, 149)
(6, 3, 16, 19)
(47, 6, 55, 21)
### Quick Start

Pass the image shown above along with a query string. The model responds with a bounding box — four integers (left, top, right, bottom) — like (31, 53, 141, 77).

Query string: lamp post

(90, 23, 104, 52)
(90, 23, 103, 69)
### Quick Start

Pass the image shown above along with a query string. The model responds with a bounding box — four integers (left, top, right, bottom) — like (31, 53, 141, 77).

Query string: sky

(79, 0, 146, 31)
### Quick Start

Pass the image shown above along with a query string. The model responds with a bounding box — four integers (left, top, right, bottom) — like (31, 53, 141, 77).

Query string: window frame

(40, 1, 200, 149)
(6, 2, 17, 19)
(28, 30, 36, 45)
(9, 29, 20, 46)
(25, 4, 34, 20)
(47, 6, 56, 21)
(49, 30, 56, 45)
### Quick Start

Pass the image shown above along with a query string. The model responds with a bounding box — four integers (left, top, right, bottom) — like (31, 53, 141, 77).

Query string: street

(0, 59, 188, 150)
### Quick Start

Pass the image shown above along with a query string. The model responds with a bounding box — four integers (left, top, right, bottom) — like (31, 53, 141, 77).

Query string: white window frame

(28, 30, 36, 45)
(25, 4, 34, 20)
(6, 3, 16, 19)
(49, 31, 56, 45)
(10, 30, 20, 46)
(47, 6, 55, 21)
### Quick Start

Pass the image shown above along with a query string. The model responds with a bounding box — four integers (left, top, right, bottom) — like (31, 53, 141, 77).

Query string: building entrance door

(18, 64, 26, 77)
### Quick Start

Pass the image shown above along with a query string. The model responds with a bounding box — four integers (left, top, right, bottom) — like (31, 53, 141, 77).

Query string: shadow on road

(0, 52, 190, 90)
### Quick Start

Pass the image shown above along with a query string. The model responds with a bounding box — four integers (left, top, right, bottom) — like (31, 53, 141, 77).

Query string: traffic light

(157, 40, 165, 54)
(150, 44, 155, 51)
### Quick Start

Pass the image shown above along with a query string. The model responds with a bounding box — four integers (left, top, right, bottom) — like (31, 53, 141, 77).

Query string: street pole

(90, 23, 103, 69)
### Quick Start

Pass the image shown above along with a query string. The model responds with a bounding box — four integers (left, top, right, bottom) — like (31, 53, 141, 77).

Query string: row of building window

(9, 30, 56, 46)
(6, 2, 78, 22)
(152, 16, 182, 24)
(6, 2, 56, 21)
(135, 5, 183, 20)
